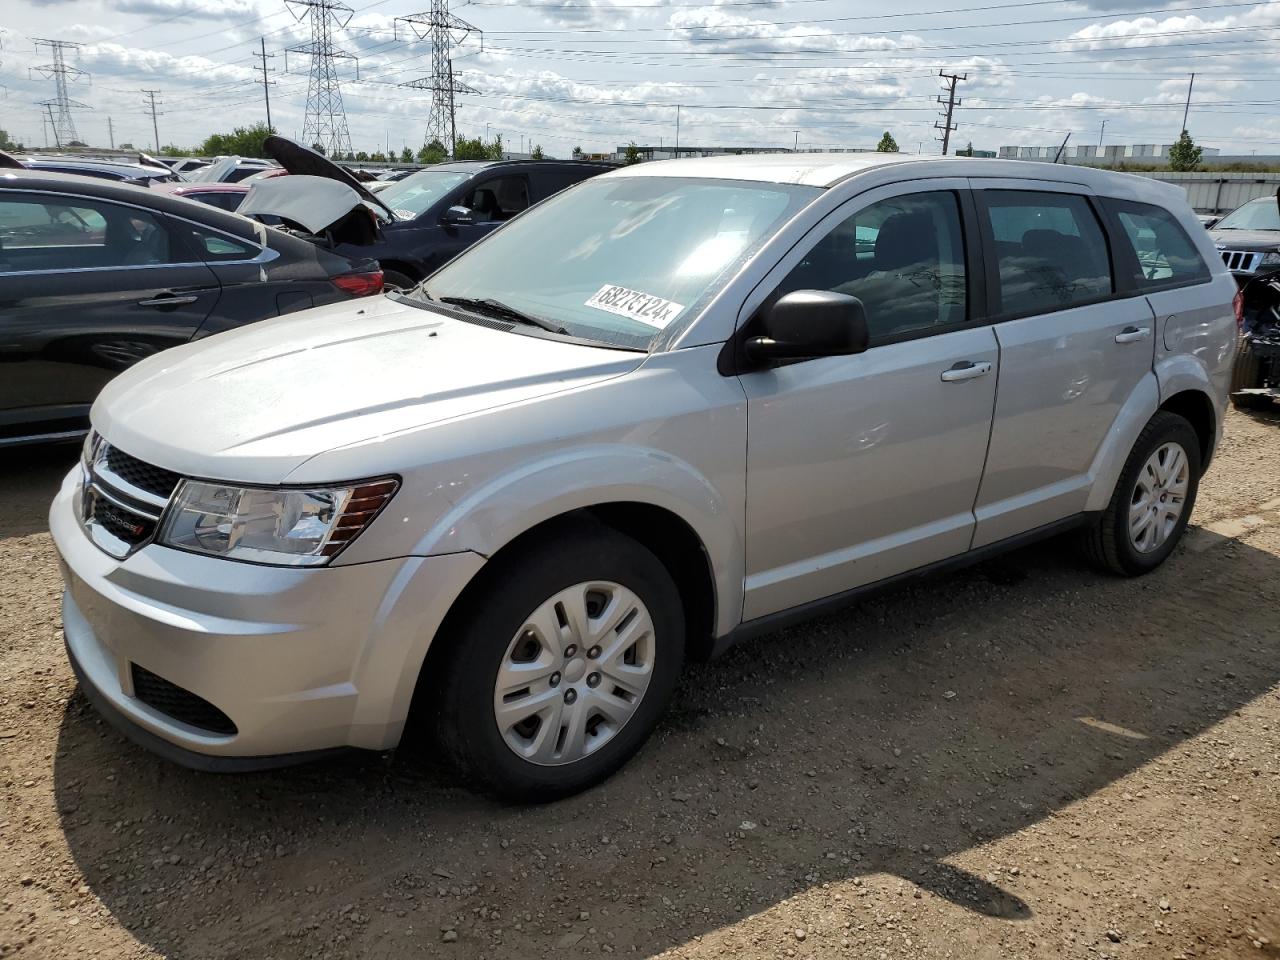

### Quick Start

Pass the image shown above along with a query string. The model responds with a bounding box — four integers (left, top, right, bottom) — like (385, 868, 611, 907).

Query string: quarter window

(178, 224, 260, 262)
(1106, 199, 1209, 289)
(0, 194, 174, 272)
(773, 190, 968, 344)
(981, 191, 1112, 316)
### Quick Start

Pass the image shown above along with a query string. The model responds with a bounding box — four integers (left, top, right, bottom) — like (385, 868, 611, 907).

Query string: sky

(3, 0, 1280, 158)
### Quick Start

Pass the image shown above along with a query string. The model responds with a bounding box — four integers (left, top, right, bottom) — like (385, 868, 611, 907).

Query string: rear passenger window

(982, 191, 1112, 316)
(773, 190, 967, 345)
(1106, 200, 1209, 289)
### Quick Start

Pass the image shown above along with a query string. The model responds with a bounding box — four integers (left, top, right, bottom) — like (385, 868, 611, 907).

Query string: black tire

(1229, 336, 1270, 409)
(1083, 411, 1202, 576)
(381, 268, 416, 292)
(430, 518, 685, 802)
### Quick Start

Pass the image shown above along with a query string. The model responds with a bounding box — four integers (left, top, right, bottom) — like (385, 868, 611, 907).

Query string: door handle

(138, 293, 200, 308)
(1114, 325, 1151, 344)
(940, 360, 993, 382)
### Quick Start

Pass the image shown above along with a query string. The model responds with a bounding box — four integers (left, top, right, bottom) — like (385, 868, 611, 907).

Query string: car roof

(606, 152, 1189, 202)
(427, 159, 617, 174)
(21, 157, 166, 177)
(152, 181, 250, 194)
(0, 169, 264, 241)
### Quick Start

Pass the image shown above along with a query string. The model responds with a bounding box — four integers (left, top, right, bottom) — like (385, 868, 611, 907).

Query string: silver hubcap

(1129, 441, 1189, 553)
(494, 581, 656, 766)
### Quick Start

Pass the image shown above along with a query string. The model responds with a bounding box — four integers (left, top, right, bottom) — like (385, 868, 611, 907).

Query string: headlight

(158, 477, 398, 566)
(1262, 251, 1280, 267)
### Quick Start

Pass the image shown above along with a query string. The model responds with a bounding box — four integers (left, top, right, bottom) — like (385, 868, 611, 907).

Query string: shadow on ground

(0, 443, 77, 539)
(49, 520, 1279, 958)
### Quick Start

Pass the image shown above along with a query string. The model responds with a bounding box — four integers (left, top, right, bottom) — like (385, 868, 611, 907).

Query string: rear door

(0, 190, 219, 440)
(969, 181, 1156, 547)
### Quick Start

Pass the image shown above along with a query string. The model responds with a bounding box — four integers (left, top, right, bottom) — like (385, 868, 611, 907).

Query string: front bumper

(50, 467, 485, 766)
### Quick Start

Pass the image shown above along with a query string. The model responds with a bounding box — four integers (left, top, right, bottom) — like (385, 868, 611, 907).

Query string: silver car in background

(51, 154, 1237, 800)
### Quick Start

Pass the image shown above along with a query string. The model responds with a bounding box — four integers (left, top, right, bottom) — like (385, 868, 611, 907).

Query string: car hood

(91, 295, 646, 485)
(264, 135, 396, 221)
(1210, 229, 1280, 250)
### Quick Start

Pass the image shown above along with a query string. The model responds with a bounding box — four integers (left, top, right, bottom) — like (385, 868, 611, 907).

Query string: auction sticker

(585, 284, 685, 328)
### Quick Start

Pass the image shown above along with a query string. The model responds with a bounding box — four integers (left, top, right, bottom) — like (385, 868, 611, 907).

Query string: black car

(1211, 190, 1280, 409)
(262, 137, 615, 289)
(0, 170, 383, 446)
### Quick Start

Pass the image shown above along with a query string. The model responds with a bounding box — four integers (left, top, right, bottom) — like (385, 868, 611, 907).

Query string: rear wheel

(1229, 336, 1271, 409)
(431, 520, 685, 801)
(1083, 411, 1201, 576)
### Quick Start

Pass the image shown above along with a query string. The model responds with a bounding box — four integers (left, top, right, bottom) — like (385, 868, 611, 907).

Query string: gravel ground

(1, 407, 1279, 960)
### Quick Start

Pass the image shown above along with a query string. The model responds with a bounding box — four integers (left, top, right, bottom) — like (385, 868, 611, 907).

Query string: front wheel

(430, 520, 685, 801)
(1083, 411, 1202, 576)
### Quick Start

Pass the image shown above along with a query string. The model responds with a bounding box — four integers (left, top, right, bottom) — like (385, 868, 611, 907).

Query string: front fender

(417, 443, 744, 638)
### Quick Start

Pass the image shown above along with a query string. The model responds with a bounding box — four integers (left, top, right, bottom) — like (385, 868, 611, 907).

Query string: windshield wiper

(437, 295, 569, 335)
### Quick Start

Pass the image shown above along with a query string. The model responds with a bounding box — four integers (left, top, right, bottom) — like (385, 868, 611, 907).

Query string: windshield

(418, 176, 819, 350)
(379, 170, 471, 220)
(1216, 196, 1280, 232)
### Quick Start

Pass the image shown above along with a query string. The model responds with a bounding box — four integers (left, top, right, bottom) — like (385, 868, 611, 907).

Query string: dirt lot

(2, 408, 1279, 960)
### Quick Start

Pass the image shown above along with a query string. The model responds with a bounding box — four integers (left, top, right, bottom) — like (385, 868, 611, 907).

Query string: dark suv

(261, 139, 615, 290)
(1210, 191, 1280, 408)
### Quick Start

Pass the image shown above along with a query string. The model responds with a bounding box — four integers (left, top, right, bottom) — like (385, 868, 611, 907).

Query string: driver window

(461, 176, 530, 223)
(773, 191, 968, 345)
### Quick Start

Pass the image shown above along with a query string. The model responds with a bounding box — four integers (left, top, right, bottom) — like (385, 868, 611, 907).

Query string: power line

(142, 88, 163, 151)
(285, 0, 357, 155)
(395, 0, 482, 151)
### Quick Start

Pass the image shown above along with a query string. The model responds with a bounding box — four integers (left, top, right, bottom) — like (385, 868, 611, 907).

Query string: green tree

(453, 133, 503, 161)
(369, 151, 387, 163)
(198, 122, 275, 159)
(400, 146, 413, 163)
(354, 150, 370, 162)
(875, 131, 899, 152)
(571, 145, 583, 159)
(417, 139, 447, 164)
(1168, 129, 1203, 172)
(623, 141, 642, 165)
(530, 144, 544, 160)
(0, 129, 21, 151)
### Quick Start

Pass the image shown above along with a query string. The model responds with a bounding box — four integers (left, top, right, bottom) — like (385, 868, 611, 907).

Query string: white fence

(1140, 172, 1280, 214)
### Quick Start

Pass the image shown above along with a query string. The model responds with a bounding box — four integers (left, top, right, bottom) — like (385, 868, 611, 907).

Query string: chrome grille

(1220, 249, 1263, 273)
(81, 437, 180, 560)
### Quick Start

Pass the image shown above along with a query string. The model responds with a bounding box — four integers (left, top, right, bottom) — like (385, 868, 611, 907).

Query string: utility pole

(141, 89, 162, 152)
(254, 37, 275, 131)
(107, 115, 114, 149)
(31, 38, 89, 146)
(1098, 119, 1106, 148)
(1180, 72, 1195, 136)
(286, 0, 358, 157)
(43, 103, 57, 148)
(934, 70, 966, 156)
(395, 1, 481, 156)
(793, 130, 799, 152)
(675, 104, 681, 156)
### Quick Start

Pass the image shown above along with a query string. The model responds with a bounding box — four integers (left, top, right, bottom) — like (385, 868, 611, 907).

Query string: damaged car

(1209, 189, 1280, 408)
(261, 135, 615, 289)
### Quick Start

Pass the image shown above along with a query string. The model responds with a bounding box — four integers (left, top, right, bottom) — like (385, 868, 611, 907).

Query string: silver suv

(52, 154, 1238, 800)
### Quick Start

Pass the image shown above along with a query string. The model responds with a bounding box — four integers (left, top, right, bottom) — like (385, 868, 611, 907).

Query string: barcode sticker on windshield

(585, 284, 686, 328)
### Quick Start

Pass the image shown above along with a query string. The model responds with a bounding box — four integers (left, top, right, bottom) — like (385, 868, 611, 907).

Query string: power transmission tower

(31, 39, 89, 147)
(934, 70, 966, 156)
(395, 1, 482, 155)
(254, 38, 276, 131)
(142, 89, 163, 152)
(107, 115, 114, 149)
(285, 0, 356, 157)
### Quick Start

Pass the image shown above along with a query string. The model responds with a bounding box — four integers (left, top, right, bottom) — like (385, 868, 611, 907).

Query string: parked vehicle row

(50, 154, 1237, 802)
(1211, 190, 1280, 407)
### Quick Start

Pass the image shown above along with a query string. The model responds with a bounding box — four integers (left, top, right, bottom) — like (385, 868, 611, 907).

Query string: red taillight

(1232, 289, 1245, 328)
(331, 269, 383, 297)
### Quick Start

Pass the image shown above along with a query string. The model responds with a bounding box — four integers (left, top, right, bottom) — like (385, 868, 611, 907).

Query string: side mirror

(442, 205, 474, 226)
(744, 290, 870, 365)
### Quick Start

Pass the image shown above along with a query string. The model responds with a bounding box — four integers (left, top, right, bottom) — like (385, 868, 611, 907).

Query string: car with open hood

(52, 154, 1235, 801)
(1210, 189, 1280, 408)
(260, 135, 615, 289)
(0, 168, 382, 446)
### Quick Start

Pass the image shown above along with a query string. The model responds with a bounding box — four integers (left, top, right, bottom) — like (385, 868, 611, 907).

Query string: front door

(739, 182, 998, 621)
